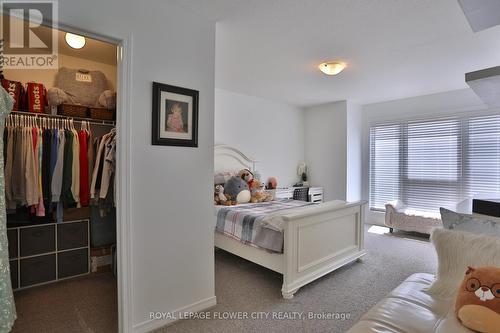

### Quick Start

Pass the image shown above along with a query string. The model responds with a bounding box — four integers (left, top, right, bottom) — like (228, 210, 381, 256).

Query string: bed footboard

(280, 201, 366, 299)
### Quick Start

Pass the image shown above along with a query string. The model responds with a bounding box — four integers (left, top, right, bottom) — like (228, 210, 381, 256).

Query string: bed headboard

(214, 144, 258, 173)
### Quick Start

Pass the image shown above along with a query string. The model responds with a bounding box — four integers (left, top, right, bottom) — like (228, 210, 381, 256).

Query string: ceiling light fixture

(65, 32, 86, 49)
(318, 62, 346, 76)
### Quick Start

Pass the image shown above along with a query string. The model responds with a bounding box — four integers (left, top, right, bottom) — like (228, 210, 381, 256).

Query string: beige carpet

(159, 226, 437, 333)
(9, 227, 435, 333)
(11, 273, 117, 333)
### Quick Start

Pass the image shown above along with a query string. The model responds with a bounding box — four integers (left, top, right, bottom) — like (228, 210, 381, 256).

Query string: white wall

(304, 101, 347, 201)
(361, 88, 492, 225)
(304, 100, 363, 202)
(346, 102, 362, 201)
(59, 1, 216, 332)
(215, 88, 304, 186)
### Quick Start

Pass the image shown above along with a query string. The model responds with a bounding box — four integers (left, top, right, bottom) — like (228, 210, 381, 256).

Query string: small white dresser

(308, 187, 324, 203)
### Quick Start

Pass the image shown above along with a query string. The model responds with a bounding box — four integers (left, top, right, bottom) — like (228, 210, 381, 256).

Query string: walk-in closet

(1, 20, 119, 332)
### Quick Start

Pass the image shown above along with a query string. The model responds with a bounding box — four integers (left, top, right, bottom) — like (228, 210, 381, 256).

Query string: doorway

(1, 16, 130, 332)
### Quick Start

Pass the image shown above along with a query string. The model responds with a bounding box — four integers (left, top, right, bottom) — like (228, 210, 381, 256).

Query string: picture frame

(152, 82, 199, 147)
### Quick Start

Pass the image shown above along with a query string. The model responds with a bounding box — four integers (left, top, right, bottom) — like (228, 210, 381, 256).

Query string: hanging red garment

(78, 130, 89, 206)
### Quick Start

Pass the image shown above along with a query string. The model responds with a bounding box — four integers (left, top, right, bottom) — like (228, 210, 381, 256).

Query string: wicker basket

(89, 107, 115, 121)
(58, 104, 88, 118)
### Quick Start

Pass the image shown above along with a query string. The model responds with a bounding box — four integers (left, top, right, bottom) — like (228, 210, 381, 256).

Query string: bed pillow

(427, 228, 500, 297)
(440, 208, 500, 237)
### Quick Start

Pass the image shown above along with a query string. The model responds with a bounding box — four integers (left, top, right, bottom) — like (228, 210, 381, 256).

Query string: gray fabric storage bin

(20, 254, 56, 287)
(58, 249, 89, 278)
(90, 207, 116, 247)
(20, 225, 55, 257)
(58, 221, 88, 250)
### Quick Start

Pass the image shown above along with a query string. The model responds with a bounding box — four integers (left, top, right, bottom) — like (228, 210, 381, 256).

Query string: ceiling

(1, 15, 117, 65)
(57, 30, 117, 66)
(173, 0, 500, 107)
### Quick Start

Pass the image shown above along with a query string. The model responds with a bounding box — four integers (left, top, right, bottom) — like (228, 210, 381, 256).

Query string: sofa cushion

(347, 273, 472, 333)
(428, 228, 500, 297)
(440, 207, 500, 237)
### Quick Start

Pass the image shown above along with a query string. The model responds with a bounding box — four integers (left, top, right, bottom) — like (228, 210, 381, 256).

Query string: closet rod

(10, 110, 116, 127)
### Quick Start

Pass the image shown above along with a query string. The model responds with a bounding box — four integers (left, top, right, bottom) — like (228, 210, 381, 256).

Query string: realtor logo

(1, 0, 58, 68)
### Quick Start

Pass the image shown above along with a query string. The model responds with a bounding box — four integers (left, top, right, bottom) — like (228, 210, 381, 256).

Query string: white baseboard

(132, 296, 217, 333)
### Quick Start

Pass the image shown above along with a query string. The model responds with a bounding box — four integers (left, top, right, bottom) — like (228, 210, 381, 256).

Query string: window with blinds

(369, 124, 400, 211)
(465, 115, 500, 198)
(403, 118, 462, 212)
(369, 114, 500, 213)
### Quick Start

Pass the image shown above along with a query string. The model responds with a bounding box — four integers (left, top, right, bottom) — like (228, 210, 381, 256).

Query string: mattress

(214, 199, 314, 252)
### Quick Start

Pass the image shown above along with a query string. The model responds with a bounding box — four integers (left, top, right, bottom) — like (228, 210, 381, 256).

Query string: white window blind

(370, 114, 500, 214)
(403, 118, 462, 213)
(369, 124, 400, 211)
(465, 115, 500, 198)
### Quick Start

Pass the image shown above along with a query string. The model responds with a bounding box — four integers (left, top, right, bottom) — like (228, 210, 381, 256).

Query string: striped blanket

(215, 199, 314, 252)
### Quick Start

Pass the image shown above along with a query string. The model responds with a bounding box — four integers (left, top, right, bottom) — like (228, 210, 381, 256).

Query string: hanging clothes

(79, 130, 89, 206)
(4, 126, 14, 209)
(36, 128, 45, 217)
(41, 128, 52, 211)
(25, 126, 38, 206)
(70, 129, 80, 205)
(90, 129, 116, 216)
(51, 129, 65, 203)
(61, 129, 76, 208)
(4, 116, 99, 217)
(11, 127, 26, 205)
(0, 86, 17, 333)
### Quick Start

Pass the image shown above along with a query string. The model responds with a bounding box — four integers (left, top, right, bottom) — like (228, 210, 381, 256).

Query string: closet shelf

(10, 110, 116, 127)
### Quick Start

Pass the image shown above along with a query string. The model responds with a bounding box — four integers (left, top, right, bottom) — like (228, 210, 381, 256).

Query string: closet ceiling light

(65, 32, 86, 49)
(318, 62, 346, 76)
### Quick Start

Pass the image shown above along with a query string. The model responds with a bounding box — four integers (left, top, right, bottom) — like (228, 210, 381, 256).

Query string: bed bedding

(215, 199, 315, 252)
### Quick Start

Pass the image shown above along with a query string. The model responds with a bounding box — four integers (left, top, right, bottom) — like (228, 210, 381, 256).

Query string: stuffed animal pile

(455, 266, 500, 333)
(213, 169, 273, 205)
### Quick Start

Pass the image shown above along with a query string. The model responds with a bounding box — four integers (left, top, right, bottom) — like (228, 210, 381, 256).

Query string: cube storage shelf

(7, 219, 90, 290)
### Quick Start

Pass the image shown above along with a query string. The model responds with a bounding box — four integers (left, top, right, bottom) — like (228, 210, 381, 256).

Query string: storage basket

(57, 104, 88, 118)
(89, 107, 115, 120)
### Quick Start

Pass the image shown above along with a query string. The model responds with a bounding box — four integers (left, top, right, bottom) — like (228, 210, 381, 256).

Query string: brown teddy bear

(455, 266, 500, 333)
(214, 184, 231, 206)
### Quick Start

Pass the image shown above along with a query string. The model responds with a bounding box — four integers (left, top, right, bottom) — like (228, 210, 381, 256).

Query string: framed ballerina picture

(152, 82, 199, 147)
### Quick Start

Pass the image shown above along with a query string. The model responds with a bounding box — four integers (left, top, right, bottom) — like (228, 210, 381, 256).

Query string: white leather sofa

(346, 273, 472, 333)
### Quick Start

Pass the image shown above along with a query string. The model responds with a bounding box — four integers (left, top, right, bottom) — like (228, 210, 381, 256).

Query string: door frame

(55, 23, 133, 333)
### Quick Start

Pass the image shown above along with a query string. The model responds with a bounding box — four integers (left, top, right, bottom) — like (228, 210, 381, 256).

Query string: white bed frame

(214, 144, 366, 298)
